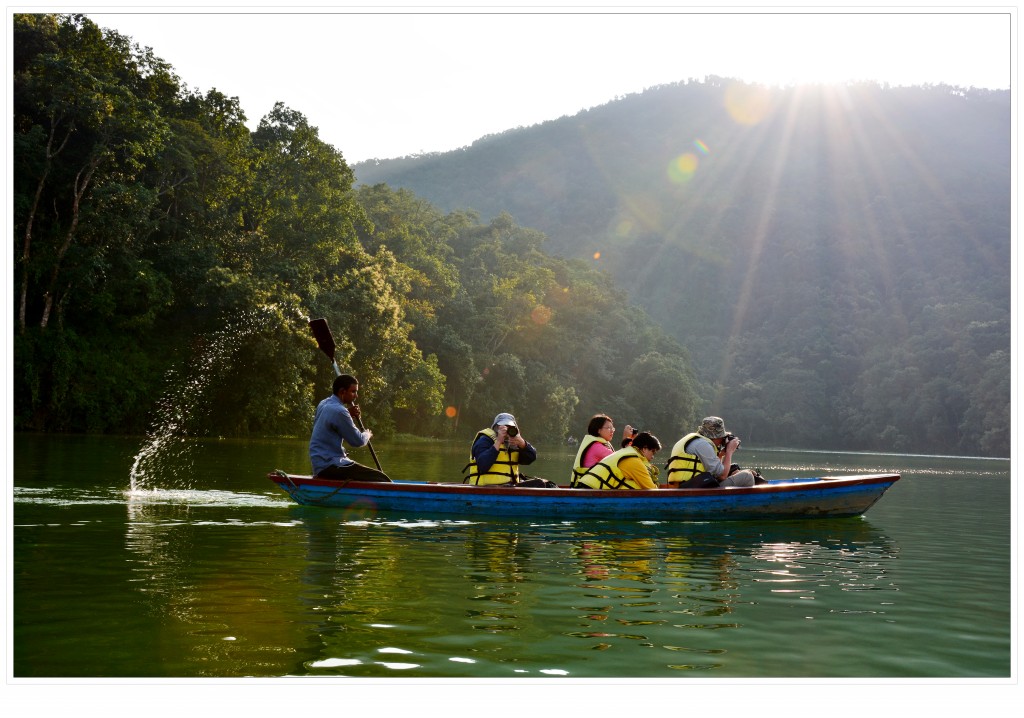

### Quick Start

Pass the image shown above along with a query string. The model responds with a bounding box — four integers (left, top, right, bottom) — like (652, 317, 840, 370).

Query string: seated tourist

(569, 414, 635, 486)
(575, 431, 662, 490)
(464, 412, 544, 486)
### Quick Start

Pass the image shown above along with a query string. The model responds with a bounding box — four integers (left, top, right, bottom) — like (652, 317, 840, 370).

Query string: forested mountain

(356, 80, 1011, 456)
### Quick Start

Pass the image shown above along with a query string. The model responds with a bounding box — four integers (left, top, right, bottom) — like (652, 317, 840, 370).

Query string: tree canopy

(12, 14, 703, 448)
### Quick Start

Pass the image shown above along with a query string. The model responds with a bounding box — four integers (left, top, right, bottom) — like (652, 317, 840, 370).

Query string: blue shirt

(309, 395, 370, 475)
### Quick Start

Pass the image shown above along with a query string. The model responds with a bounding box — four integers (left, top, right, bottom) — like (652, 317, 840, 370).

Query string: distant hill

(355, 79, 1010, 455)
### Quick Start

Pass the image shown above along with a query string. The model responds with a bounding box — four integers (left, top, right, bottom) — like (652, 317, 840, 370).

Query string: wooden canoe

(267, 472, 900, 521)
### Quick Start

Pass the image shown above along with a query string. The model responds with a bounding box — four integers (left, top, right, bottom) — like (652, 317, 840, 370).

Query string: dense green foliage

(357, 79, 1010, 457)
(12, 14, 702, 448)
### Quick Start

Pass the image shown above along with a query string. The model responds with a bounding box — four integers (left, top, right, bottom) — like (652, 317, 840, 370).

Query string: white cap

(493, 412, 517, 428)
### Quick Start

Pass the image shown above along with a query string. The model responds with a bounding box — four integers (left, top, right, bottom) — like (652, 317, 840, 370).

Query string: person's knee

(726, 470, 756, 487)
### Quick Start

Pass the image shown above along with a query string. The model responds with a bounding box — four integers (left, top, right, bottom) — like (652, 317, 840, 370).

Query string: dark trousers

(315, 462, 391, 482)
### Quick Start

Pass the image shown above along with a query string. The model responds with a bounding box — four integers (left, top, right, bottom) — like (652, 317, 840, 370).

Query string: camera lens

(507, 426, 519, 437)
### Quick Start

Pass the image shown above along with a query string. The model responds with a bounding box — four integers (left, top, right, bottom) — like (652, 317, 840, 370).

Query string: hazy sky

(74, 9, 1016, 163)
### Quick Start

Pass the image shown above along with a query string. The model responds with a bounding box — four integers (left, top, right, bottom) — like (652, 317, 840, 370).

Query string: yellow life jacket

(464, 427, 521, 485)
(665, 432, 715, 484)
(577, 447, 649, 490)
(570, 434, 614, 486)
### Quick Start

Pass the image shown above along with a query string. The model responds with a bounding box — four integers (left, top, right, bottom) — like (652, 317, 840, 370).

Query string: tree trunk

(20, 118, 73, 334)
(40, 157, 98, 330)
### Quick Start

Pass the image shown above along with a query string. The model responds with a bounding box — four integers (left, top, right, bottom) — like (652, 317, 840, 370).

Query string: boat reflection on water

(282, 505, 897, 676)
(557, 519, 899, 670)
(122, 492, 899, 677)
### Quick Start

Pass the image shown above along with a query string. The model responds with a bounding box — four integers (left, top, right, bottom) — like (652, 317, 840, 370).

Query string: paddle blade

(308, 318, 336, 360)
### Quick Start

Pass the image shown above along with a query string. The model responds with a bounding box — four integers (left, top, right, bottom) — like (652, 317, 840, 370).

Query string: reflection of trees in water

(562, 520, 899, 671)
(462, 528, 537, 633)
(384, 518, 903, 674)
(570, 536, 663, 652)
(568, 531, 737, 660)
(124, 498, 312, 676)
(125, 499, 200, 620)
(296, 509, 420, 675)
(297, 514, 556, 677)
(124, 503, 900, 677)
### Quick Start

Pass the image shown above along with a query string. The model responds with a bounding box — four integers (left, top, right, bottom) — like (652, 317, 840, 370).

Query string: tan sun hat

(698, 416, 727, 439)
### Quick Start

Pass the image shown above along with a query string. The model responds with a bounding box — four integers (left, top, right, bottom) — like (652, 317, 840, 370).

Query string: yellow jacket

(464, 427, 521, 485)
(570, 434, 614, 486)
(576, 447, 659, 490)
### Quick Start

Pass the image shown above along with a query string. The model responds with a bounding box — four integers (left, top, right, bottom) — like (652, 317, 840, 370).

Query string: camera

(723, 433, 737, 444)
(507, 426, 519, 438)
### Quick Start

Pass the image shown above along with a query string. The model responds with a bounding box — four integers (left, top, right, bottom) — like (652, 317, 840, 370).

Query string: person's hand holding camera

(506, 425, 526, 449)
(495, 425, 525, 449)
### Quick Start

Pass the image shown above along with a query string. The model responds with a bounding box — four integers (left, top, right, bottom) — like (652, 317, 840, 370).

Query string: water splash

(128, 309, 273, 492)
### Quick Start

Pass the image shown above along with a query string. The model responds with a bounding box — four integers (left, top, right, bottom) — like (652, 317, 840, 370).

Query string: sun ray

(712, 85, 806, 404)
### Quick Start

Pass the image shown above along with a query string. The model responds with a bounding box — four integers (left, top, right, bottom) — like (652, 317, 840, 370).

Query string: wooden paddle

(308, 318, 384, 474)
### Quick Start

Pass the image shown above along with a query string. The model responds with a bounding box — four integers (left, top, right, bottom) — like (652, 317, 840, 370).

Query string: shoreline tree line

(12, 13, 701, 447)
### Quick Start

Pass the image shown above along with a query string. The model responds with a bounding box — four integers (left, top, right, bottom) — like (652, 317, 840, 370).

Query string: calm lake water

(11, 433, 1012, 680)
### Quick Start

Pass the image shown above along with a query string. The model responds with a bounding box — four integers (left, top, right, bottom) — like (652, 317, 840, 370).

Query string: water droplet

(129, 307, 276, 492)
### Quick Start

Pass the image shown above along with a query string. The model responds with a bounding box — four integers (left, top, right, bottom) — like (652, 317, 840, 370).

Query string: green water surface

(12, 434, 1011, 678)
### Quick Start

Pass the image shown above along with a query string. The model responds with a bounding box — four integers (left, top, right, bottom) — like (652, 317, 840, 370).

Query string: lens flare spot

(342, 498, 377, 522)
(530, 305, 552, 325)
(445, 406, 458, 419)
(549, 286, 570, 306)
(593, 251, 602, 260)
(693, 138, 710, 155)
(724, 82, 773, 125)
(667, 153, 699, 183)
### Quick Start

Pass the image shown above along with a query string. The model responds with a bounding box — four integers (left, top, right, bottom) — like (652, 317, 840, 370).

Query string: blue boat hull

(268, 473, 900, 521)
